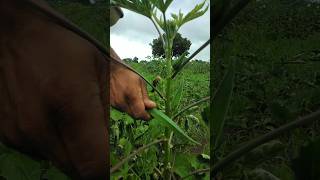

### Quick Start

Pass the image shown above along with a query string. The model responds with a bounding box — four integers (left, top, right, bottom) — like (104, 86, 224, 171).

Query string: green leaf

(114, 0, 155, 18)
(173, 153, 204, 178)
(164, 0, 174, 11)
(46, 166, 70, 180)
(118, 138, 133, 156)
(181, 0, 209, 26)
(148, 109, 200, 145)
(0, 147, 41, 180)
(171, 10, 185, 27)
(0, 144, 69, 180)
(111, 108, 123, 120)
(152, 11, 165, 29)
(201, 154, 210, 160)
(153, 0, 208, 34)
(149, 0, 165, 12)
(173, 153, 195, 178)
(211, 59, 235, 150)
(149, 0, 173, 13)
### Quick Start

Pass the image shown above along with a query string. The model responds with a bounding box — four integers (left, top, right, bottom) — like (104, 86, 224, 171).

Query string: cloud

(111, 0, 210, 61)
(111, 33, 152, 59)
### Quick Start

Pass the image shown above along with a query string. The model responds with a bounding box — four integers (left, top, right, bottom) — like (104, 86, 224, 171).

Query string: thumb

(144, 99, 156, 109)
(140, 79, 157, 109)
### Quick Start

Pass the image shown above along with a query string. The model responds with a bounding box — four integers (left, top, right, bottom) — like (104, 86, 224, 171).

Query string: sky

(110, 0, 210, 61)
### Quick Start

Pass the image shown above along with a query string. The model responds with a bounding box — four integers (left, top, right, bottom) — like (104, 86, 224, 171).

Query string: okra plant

(111, 0, 209, 179)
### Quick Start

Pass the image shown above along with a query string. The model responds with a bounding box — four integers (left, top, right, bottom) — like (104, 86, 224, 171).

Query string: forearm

(109, 48, 126, 75)
(110, 48, 122, 61)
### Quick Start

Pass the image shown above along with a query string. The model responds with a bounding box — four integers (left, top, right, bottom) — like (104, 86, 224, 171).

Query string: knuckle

(131, 111, 143, 119)
(131, 104, 145, 119)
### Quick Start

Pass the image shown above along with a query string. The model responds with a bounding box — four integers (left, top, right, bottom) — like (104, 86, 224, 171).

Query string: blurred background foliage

(0, 1, 107, 179)
(213, 0, 320, 179)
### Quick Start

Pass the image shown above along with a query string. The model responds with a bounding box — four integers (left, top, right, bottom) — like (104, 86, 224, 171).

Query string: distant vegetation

(150, 32, 192, 58)
(213, 0, 320, 178)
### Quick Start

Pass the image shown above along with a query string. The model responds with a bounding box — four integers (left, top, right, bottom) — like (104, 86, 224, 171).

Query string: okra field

(1, 0, 320, 179)
(110, 0, 211, 179)
(110, 59, 210, 179)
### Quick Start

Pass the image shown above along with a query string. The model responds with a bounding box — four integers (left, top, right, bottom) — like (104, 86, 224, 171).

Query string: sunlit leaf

(181, 0, 209, 26)
(201, 154, 210, 160)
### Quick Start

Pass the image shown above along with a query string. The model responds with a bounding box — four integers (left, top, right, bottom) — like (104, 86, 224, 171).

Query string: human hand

(110, 49, 156, 120)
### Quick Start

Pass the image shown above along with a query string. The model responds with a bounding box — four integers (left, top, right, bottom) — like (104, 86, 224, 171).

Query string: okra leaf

(114, 0, 154, 18)
(148, 109, 201, 145)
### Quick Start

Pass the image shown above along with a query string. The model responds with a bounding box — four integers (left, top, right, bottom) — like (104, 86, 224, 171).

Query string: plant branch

(172, 39, 210, 79)
(173, 96, 210, 119)
(182, 168, 210, 179)
(110, 138, 167, 173)
(211, 109, 320, 177)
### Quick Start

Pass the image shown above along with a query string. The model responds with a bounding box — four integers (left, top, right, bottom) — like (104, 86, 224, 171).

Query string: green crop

(111, 0, 210, 179)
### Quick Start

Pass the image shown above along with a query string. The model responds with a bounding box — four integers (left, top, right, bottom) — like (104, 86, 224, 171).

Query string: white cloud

(110, 34, 152, 59)
(111, 0, 210, 61)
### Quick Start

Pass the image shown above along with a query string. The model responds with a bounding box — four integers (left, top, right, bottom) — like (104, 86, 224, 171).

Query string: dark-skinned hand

(110, 48, 157, 120)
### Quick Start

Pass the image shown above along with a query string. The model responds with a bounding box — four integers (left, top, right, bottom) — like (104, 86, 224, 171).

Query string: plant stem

(151, 17, 165, 47)
(211, 109, 320, 177)
(182, 168, 210, 179)
(164, 46, 173, 180)
(172, 39, 210, 79)
(162, 10, 174, 179)
(173, 96, 210, 119)
(165, 49, 173, 115)
(110, 138, 167, 174)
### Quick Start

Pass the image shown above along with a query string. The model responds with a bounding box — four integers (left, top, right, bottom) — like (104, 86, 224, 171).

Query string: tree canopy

(150, 33, 191, 58)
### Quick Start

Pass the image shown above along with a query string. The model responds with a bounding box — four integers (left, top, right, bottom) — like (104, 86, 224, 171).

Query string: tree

(150, 33, 192, 58)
